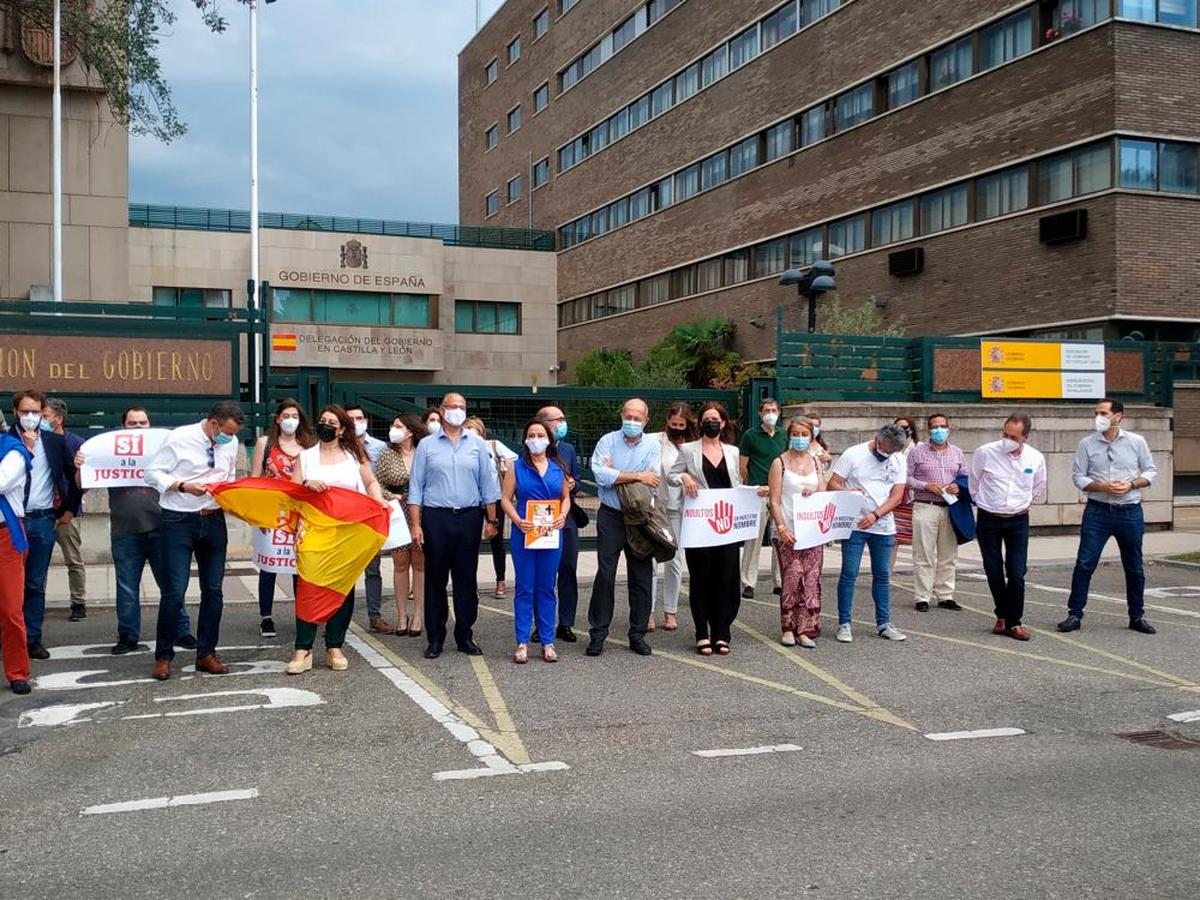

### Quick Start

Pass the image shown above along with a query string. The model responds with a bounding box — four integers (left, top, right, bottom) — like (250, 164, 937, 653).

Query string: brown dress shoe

(195, 654, 229, 675)
(369, 618, 393, 634)
(152, 659, 171, 681)
(992, 619, 1007, 635)
(1006, 625, 1032, 641)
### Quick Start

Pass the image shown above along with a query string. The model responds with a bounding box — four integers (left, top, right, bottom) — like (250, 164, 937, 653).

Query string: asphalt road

(3, 559, 1200, 899)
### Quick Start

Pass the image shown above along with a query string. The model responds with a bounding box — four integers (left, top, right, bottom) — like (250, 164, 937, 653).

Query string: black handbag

(569, 501, 590, 529)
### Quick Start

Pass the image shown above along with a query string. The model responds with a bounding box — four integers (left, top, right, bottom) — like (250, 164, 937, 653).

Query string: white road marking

(1167, 709, 1200, 723)
(45, 643, 279, 661)
(36, 658, 290, 690)
(119, 688, 323, 720)
(960, 573, 1200, 619)
(924, 727, 1027, 742)
(344, 632, 568, 782)
(691, 744, 804, 758)
(81, 789, 258, 816)
(19, 701, 125, 729)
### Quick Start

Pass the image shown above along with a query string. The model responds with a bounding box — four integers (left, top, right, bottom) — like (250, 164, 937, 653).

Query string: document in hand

(524, 499, 561, 550)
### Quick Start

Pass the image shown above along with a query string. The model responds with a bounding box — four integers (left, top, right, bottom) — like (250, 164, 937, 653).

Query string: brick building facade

(459, 0, 1200, 374)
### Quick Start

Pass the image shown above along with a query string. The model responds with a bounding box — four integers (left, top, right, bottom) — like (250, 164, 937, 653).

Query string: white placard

(1061, 371, 1106, 398)
(1059, 343, 1105, 371)
(791, 491, 873, 550)
(78, 429, 170, 489)
(380, 500, 412, 551)
(679, 487, 762, 549)
(253, 527, 296, 574)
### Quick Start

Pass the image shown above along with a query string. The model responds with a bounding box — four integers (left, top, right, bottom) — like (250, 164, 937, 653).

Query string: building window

(872, 200, 916, 246)
(1119, 0, 1197, 24)
(153, 287, 231, 309)
(1160, 141, 1200, 193)
(981, 10, 1033, 70)
(456, 300, 520, 334)
(673, 265, 698, 299)
(485, 124, 498, 150)
(508, 36, 522, 65)
(675, 62, 701, 103)
(701, 45, 729, 88)
(1040, 142, 1112, 201)
(630, 188, 651, 220)
(558, 143, 576, 171)
(559, 0, 580, 14)
(765, 120, 796, 161)
(976, 166, 1030, 219)
(697, 258, 723, 292)
(800, 106, 827, 146)
(675, 164, 700, 201)
(533, 157, 550, 188)
(638, 274, 671, 307)
(755, 239, 787, 278)
(701, 151, 729, 191)
(828, 215, 866, 257)
(789, 227, 823, 267)
(1120, 138, 1159, 189)
(629, 94, 650, 129)
(651, 81, 674, 117)
(651, 176, 674, 211)
(1051, 0, 1107, 33)
(1075, 143, 1112, 194)
(647, 0, 683, 25)
(920, 184, 968, 234)
(613, 12, 639, 52)
(729, 24, 759, 69)
(591, 206, 609, 236)
(729, 136, 759, 177)
(485, 59, 498, 85)
(273, 289, 431, 328)
(590, 120, 609, 153)
(610, 197, 630, 228)
(762, 1, 799, 49)
(887, 61, 921, 109)
(486, 191, 500, 216)
(835, 83, 873, 131)
(1039, 153, 1074, 202)
(608, 284, 636, 314)
(724, 249, 749, 285)
(534, 8, 550, 38)
(507, 175, 522, 204)
(801, 0, 840, 26)
(507, 105, 522, 133)
(931, 37, 972, 89)
(610, 107, 630, 141)
(534, 82, 549, 113)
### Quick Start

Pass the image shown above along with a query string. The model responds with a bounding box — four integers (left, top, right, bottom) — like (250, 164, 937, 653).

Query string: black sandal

(714, 641, 730, 656)
(696, 640, 713, 656)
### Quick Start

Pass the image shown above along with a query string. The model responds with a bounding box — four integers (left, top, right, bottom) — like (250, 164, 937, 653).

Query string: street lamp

(779, 261, 836, 334)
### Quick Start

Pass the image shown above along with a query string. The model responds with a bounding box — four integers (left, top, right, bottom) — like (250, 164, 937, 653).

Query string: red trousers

(0, 529, 29, 683)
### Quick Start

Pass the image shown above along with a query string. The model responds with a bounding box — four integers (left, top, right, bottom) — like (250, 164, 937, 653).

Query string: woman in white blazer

(649, 402, 696, 633)
(668, 402, 758, 656)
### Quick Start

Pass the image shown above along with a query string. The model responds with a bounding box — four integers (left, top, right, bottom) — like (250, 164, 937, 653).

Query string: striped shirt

(906, 441, 967, 503)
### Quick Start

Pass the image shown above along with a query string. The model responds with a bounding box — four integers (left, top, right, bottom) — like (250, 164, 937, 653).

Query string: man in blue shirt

(408, 392, 501, 659)
(586, 398, 662, 657)
(538, 404, 580, 643)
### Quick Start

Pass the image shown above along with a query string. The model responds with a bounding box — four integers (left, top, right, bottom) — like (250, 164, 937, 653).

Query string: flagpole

(249, 0, 263, 410)
(52, 0, 63, 303)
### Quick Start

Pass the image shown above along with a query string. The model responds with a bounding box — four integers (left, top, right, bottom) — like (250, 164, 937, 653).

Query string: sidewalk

(41, 526, 1200, 609)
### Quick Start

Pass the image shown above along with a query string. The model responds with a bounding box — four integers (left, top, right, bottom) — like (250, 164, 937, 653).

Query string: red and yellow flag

(212, 478, 388, 623)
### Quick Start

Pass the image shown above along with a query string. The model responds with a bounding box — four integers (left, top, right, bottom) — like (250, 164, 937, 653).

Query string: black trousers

(685, 543, 742, 643)
(976, 509, 1030, 627)
(422, 507, 484, 648)
(588, 505, 652, 642)
(557, 523, 579, 627)
(488, 517, 507, 581)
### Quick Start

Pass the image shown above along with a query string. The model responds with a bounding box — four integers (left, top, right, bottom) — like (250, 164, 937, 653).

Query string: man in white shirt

(345, 404, 391, 633)
(144, 401, 244, 680)
(827, 423, 909, 643)
(969, 413, 1047, 641)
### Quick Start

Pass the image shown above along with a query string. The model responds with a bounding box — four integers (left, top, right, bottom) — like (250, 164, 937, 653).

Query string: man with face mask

(408, 393, 501, 659)
(1058, 398, 1157, 635)
(75, 408, 194, 655)
(907, 413, 968, 613)
(144, 400, 244, 680)
(9, 389, 80, 661)
(586, 398, 662, 657)
(969, 413, 1047, 641)
(43, 397, 88, 622)
(828, 423, 910, 643)
(345, 404, 391, 634)
(537, 405, 581, 642)
(738, 398, 787, 599)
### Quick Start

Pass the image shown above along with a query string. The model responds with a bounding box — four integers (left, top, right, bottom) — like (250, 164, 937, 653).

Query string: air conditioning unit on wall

(888, 247, 924, 276)
(1040, 209, 1088, 245)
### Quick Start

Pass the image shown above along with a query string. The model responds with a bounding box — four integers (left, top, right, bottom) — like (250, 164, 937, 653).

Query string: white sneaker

(798, 635, 816, 649)
(836, 624, 853, 643)
(878, 623, 907, 642)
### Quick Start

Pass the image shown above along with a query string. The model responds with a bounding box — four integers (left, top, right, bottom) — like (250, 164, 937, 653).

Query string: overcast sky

(130, 0, 505, 224)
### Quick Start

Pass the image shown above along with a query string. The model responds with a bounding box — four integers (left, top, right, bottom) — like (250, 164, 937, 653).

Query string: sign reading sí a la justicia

(0, 335, 232, 394)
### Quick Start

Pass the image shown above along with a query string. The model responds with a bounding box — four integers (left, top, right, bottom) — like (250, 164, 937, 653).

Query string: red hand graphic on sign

(707, 500, 734, 535)
(816, 501, 837, 533)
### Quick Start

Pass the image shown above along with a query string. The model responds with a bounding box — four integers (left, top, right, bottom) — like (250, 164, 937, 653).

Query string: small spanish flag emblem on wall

(272, 333, 297, 352)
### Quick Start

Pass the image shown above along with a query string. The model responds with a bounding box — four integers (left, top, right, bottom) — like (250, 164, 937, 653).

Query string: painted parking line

(1166, 709, 1200, 723)
(692, 744, 803, 758)
(82, 789, 258, 816)
(923, 728, 1026, 742)
(959, 572, 1200, 620)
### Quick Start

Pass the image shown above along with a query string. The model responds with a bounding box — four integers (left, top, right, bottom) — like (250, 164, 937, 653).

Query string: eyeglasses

(205, 444, 215, 469)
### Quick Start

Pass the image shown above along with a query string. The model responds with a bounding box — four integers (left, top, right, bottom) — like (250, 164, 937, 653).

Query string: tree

(818, 295, 907, 337)
(3, 0, 246, 143)
(572, 347, 685, 389)
(646, 316, 738, 388)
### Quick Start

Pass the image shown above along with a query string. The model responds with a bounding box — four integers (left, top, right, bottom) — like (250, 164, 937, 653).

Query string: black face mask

(316, 423, 338, 444)
(701, 421, 723, 438)
(668, 426, 688, 438)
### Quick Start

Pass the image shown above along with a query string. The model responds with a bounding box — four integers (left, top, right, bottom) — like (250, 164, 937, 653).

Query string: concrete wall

(781, 402, 1175, 530)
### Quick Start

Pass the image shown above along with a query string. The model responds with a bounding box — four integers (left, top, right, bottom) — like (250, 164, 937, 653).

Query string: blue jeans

(837, 529, 895, 628)
(155, 510, 227, 661)
(113, 530, 190, 643)
(1068, 500, 1145, 620)
(510, 535, 562, 645)
(21, 512, 58, 645)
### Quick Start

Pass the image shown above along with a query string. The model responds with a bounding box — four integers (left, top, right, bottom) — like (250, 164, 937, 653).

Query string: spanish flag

(272, 333, 297, 352)
(212, 478, 388, 623)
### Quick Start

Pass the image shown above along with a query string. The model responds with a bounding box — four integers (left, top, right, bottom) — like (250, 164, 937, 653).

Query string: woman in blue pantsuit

(501, 418, 572, 664)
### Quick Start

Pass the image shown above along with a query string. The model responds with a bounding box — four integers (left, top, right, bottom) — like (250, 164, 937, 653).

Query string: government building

(459, 0, 1200, 374)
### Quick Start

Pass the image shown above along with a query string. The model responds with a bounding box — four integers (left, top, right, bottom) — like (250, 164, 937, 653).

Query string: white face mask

(279, 417, 300, 435)
(389, 427, 408, 445)
(426, 420, 441, 433)
(525, 437, 550, 455)
(762, 412, 779, 428)
(1001, 437, 1021, 454)
(444, 408, 467, 428)
(354, 420, 368, 438)
(1094, 415, 1113, 432)
(18, 412, 42, 432)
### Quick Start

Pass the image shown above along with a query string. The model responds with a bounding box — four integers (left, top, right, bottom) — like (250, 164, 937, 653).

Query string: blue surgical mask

(789, 436, 810, 452)
(554, 422, 568, 441)
(214, 432, 235, 446)
(930, 427, 949, 444)
(621, 419, 644, 439)
(39, 419, 54, 432)
(872, 447, 891, 463)
(813, 426, 821, 437)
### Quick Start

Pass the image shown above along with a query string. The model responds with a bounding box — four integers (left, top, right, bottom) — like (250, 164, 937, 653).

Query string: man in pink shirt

(907, 413, 967, 613)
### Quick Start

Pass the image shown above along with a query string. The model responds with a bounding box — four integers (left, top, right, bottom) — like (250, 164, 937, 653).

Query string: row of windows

(485, 156, 553, 217)
(559, 0, 684, 93)
(1115, 0, 1198, 27)
(556, 136, 1200, 327)
(484, 84, 549, 151)
(273, 289, 433, 328)
(152, 287, 232, 309)
(558, 0, 841, 174)
(484, 5, 560, 88)
(558, 1, 1128, 247)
